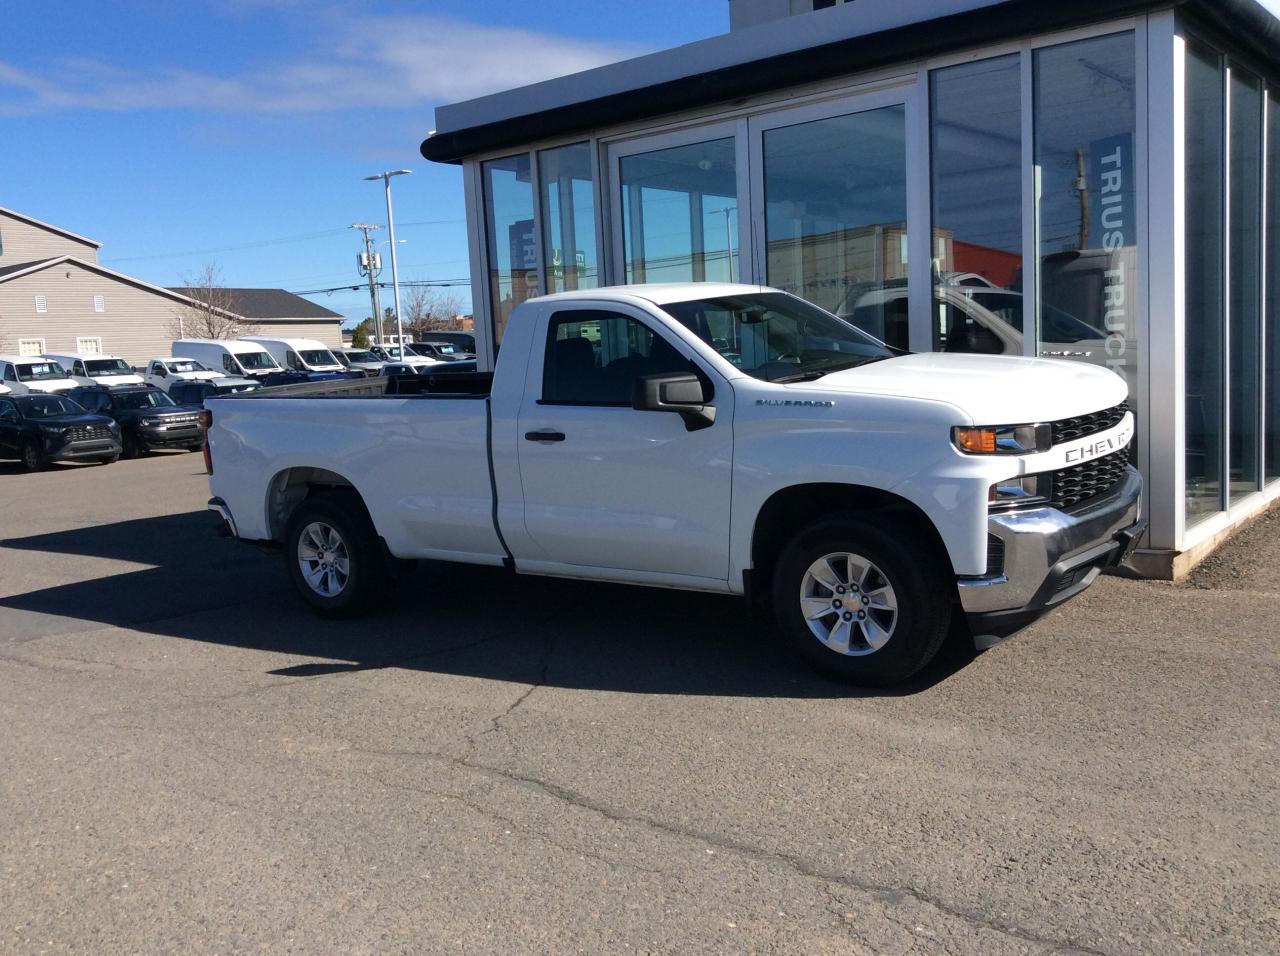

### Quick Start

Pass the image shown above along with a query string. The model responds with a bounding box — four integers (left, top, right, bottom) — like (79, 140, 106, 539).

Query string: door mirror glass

(631, 372, 715, 431)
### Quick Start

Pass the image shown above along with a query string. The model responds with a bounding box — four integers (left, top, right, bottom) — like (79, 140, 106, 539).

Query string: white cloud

(0, 14, 647, 116)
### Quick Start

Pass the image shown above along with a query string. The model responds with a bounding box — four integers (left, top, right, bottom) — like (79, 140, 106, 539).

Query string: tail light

(198, 408, 213, 474)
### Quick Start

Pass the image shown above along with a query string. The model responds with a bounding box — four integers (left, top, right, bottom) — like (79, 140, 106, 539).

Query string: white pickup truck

(204, 283, 1143, 685)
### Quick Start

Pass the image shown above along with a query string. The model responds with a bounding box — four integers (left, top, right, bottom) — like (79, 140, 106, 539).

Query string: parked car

(407, 341, 473, 362)
(0, 355, 79, 395)
(45, 353, 145, 388)
(0, 392, 121, 470)
(69, 384, 203, 458)
(368, 345, 440, 369)
(416, 331, 476, 354)
(205, 282, 1143, 686)
(333, 348, 387, 375)
(144, 357, 224, 391)
(168, 378, 262, 406)
(173, 339, 285, 381)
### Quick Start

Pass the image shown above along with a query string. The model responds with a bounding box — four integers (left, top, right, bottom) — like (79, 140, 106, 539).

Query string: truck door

(514, 305, 734, 583)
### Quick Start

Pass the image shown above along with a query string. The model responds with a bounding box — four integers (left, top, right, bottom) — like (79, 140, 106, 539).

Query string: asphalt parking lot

(1, 453, 1276, 955)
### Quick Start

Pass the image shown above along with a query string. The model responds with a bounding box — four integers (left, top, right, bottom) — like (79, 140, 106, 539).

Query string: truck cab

(0, 355, 79, 395)
(44, 353, 144, 388)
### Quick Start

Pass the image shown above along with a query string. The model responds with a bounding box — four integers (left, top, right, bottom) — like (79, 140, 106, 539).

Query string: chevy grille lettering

(1064, 426, 1133, 464)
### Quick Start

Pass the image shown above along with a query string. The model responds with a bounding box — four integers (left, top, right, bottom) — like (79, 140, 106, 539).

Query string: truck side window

(542, 310, 689, 405)
(223, 355, 237, 374)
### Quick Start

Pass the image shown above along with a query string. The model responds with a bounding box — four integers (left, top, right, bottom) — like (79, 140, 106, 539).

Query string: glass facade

(619, 137, 738, 284)
(930, 55, 1023, 355)
(762, 105, 909, 349)
(482, 154, 536, 344)
(1034, 33, 1138, 401)
(1228, 68, 1264, 503)
(1268, 91, 1280, 483)
(1184, 42, 1226, 519)
(539, 143, 598, 294)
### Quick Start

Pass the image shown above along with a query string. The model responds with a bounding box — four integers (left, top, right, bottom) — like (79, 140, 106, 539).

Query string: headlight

(953, 423, 1051, 455)
(989, 474, 1048, 507)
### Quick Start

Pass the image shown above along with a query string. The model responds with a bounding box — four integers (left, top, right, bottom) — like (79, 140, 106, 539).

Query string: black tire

(186, 444, 204, 453)
(771, 514, 951, 686)
(284, 495, 386, 618)
(20, 439, 46, 472)
(97, 454, 120, 465)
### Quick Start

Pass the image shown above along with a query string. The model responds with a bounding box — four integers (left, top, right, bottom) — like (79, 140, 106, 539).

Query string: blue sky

(0, 1, 727, 325)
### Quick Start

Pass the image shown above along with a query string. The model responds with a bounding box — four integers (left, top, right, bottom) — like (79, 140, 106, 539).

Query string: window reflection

(931, 55, 1023, 355)
(619, 138, 737, 284)
(482, 155, 536, 344)
(540, 143, 598, 293)
(1034, 33, 1138, 398)
(762, 106, 909, 350)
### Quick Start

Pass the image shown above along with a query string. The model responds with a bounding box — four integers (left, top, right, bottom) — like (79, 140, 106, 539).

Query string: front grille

(1050, 402, 1129, 446)
(1048, 448, 1130, 511)
(66, 424, 113, 442)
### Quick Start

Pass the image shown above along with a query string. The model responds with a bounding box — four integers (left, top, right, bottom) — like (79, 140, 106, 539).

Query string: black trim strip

(485, 398, 515, 565)
(422, 0, 1280, 165)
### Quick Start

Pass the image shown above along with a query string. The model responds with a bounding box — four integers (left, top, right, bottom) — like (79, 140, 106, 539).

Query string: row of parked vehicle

(0, 332, 477, 471)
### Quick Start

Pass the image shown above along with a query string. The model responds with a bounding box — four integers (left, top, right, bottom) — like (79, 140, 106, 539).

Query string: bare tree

(169, 264, 257, 340)
(402, 286, 465, 338)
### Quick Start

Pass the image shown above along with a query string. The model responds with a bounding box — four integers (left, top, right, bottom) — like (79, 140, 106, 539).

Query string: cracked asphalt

(1, 453, 1276, 955)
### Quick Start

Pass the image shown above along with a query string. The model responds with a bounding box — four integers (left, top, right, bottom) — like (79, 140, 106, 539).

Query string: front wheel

(284, 497, 385, 617)
(123, 434, 148, 459)
(20, 440, 46, 472)
(771, 515, 951, 686)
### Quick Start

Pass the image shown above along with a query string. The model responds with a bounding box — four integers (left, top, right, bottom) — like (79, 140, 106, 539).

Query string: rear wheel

(20, 439, 46, 472)
(772, 515, 951, 686)
(284, 496, 385, 617)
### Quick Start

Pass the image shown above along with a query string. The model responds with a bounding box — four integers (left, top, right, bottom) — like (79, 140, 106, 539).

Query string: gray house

(0, 207, 341, 365)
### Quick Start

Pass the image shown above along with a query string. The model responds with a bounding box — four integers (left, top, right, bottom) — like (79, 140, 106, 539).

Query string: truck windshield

(168, 360, 209, 373)
(343, 350, 377, 363)
(17, 362, 68, 381)
(85, 358, 134, 377)
(659, 292, 895, 382)
(236, 351, 278, 370)
(300, 349, 339, 367)
(114, 390, 177, 410)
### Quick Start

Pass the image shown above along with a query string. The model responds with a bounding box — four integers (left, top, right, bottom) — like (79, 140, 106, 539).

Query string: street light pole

(364, 169, 412, 348)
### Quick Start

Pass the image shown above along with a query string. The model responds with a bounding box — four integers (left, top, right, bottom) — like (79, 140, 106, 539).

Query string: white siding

(0, 211, 99, 266)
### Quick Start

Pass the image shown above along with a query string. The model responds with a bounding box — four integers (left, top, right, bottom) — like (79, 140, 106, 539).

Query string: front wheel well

(750, 484, 955, 590)
(266, 467, 367, 542)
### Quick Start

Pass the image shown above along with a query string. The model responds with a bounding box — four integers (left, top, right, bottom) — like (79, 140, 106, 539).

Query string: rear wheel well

(750, 484, 955, 591)
(266, 467, 367, 542)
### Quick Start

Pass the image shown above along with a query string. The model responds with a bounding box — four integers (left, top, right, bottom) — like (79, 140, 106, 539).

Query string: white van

(0, 355, 80, 395)
(144, 357, 224, 391)
(172, 339, 284, 380)
(45, 353, 145, 387)
(240, 337, 346, 375)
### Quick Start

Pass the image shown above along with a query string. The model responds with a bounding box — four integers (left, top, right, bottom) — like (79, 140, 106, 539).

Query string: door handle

(524, 429, 566, 443)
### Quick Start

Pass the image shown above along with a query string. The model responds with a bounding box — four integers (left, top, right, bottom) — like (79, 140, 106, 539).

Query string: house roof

(420, 0, 1280, 164)
(0, 207, 101, 248)
(166, 287, 342, 320)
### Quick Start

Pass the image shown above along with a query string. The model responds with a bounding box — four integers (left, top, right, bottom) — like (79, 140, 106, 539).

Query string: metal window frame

(17, 337, 46, 356)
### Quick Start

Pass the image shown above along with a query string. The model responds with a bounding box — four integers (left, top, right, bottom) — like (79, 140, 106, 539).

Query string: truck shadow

(0, 511, 981, 698)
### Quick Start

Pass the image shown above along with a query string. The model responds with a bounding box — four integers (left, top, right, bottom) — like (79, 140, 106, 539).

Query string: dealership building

(421, 0, 1280, 576)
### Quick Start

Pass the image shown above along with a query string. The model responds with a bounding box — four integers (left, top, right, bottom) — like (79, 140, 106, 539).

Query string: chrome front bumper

(958, 467, 1144, 637)
(208, 496, 238, 538)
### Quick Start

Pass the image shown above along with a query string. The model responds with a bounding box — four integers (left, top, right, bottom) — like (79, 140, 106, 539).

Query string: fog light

(989, 474, 1047, 507)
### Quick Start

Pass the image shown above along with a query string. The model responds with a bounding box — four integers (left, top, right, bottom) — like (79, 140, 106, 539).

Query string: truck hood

(799, 353, 1128, 423)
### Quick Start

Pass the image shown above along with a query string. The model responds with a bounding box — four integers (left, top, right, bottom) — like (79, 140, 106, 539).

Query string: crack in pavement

(351, 744, 1111, 956)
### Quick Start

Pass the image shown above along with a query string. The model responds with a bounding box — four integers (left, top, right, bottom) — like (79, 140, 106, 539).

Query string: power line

(293, 278, 471, 296)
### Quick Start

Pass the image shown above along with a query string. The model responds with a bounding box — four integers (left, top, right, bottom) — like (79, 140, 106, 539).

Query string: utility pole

(352, 223, 383, 346)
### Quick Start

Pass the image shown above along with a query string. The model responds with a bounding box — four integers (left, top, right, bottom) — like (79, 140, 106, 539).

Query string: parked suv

(68, 385, 203, 458)
(0, 392, 121, 470)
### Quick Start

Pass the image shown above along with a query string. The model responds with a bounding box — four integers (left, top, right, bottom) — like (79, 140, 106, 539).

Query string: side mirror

(632, 372, 715, 431)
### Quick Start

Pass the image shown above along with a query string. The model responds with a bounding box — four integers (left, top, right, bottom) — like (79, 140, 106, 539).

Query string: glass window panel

(482, 154, 536, 344)
(931, 55, 1023, 355)
(619, 138, 737, 285)
(1034, 33, 1138, 399)
(539, 143, 599, 294)
(1184, 42, 1226, 520)
(1267, 91, 1280, 484)
(1229, 67, 1263, 502)
(542, 310, 689, 405)
(763, 106, 909, 350)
